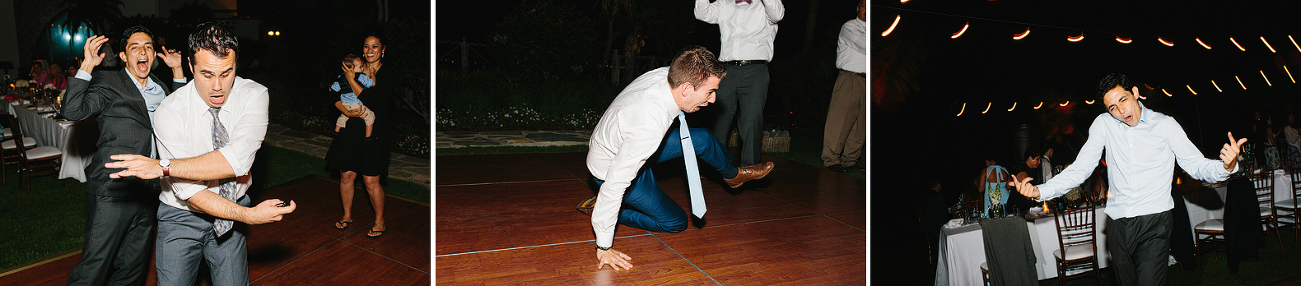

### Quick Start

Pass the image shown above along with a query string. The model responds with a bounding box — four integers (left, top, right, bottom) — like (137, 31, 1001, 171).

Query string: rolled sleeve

(218, 84, 269, 176)
(155, 103, 217, 202)
(591, 114, 665, 248)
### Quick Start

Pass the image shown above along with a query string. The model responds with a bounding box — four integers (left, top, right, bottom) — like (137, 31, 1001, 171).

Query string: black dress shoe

(827, 164, 845, 173)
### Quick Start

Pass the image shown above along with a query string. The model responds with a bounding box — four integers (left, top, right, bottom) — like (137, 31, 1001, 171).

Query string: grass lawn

(0, 145, 429, 272)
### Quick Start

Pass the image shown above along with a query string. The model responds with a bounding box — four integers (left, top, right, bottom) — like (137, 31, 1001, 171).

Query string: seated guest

(979, 154, 1011, 217)
(1009, 146, 1044, 213)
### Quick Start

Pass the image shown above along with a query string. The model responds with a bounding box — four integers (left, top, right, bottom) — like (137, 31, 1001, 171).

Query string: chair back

(7, 115, 30, 164)
(1291, 169, 1301, 208)
(1054, 206, 1097, 252)
(1249, 172, 1275, 214)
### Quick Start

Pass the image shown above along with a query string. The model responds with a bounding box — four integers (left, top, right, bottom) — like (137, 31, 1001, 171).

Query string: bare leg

(363, 175, 386, 236)
(337, 171, 357, 229)
(365, 124, 373, 138)
(335, 125, 342, 133)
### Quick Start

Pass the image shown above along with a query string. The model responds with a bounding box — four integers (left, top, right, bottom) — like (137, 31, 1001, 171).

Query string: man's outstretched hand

(1221, 132, 1248, 172)
(596, 248, 634, 271)
(104, 154, 162, 179)
(1009, 176, 1039, 200)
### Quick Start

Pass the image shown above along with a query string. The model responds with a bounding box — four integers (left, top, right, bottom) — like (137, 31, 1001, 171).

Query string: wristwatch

(596, 245, 611, 251)
(159, 159, 171, 177)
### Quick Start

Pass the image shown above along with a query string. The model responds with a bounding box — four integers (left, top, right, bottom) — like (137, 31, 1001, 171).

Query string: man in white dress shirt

(1011, 73, 1247, 286)
(583, 46, 774, 271)
(821, 0, 866, 172)
(694, 0, 784, 167)
(121, 22, 296, 286)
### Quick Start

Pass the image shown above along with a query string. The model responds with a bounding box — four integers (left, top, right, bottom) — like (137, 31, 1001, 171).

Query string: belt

(723, 60, 767, 66)
(843, 69, 865, 78)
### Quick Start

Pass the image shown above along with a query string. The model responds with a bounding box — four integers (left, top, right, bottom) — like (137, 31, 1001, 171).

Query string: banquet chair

(0, 115, 36, 183)
(1277, 168, 1301, 243)
(1248, 172, 1285, 249)
(8, 116, 62, 194)
(1053, 205, 1102, 286)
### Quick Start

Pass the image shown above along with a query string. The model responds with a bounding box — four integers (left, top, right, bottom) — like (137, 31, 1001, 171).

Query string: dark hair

(342, 54, 362, 68)
(188, 22, 239, 60)
(363, 29, 387, 47)
(1096, 72, 1133, 103)
(119, 25, 155, 53)
(1024, 146, 1043, 161)
(667, 46, 727, 89)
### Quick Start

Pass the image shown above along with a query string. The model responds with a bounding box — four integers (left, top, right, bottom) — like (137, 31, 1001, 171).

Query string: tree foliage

(491, 0, 601, 77)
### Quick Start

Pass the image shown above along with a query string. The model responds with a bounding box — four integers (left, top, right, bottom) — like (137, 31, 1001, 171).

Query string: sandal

(335, 220, 352, 230)
(367, 228, 386, 238)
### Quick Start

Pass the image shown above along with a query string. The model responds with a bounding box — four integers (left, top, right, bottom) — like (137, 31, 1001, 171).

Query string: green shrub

(436, 69, 619, 131)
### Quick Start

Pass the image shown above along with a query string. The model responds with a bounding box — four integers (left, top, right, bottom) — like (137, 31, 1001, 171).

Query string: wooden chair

(1194, 217, 1225, 267)
(1248, 172, 1285, 249)
(0, 115, 36, 183)
(980, 262, 989, 286)
(1277, 168, 1301, 243)
(7, 115, 63, 194)
(1053, 205, 1102, 286)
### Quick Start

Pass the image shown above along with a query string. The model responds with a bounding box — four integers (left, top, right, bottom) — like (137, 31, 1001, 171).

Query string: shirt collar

(123, 67, 157, 91)
(656, 77, 680, 118)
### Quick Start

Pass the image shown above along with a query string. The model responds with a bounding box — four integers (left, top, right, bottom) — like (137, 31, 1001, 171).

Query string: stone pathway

(263, 123, 430, 188)
(435, 130, 592, 148)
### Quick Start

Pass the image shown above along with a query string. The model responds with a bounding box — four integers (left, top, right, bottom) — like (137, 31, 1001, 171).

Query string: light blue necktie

(678, 112, 706, 218)
(210, 107, 238, 237)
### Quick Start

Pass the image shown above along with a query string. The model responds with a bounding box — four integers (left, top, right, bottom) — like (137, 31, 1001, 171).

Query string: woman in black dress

(326, 31, 392, 237)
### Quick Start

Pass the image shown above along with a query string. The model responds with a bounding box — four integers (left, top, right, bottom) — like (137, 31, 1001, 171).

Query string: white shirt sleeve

(1168, 118, 1234, 182)
(591, 110, 666, 248)
(761, 0, 785, 23)
(694, 0, 721, 23)
(218, 81, 269, 177)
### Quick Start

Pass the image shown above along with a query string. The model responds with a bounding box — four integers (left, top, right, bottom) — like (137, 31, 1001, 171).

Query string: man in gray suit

(61, 25, 187, 286)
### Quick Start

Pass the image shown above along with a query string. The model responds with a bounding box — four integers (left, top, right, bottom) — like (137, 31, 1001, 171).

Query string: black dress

(325, 65, 393, 176)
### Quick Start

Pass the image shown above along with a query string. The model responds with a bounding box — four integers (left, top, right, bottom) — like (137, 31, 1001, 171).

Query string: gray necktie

(210, 107, 238, 237)
(678, 112, 706, 218)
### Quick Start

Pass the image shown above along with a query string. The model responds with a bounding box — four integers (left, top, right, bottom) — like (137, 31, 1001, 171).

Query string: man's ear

(1131, 86, 1141, 98)
(119, 51, 128, 63)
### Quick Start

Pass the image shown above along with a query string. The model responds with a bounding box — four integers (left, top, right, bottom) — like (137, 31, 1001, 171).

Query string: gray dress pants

(155, 195, 251, 286)
(709, 63, 770, 166)
(1107, 210, 1173, 286)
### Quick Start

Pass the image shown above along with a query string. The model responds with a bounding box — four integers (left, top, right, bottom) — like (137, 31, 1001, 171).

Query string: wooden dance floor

(0, 175, 430, 285)
(436, 152, 866, 285)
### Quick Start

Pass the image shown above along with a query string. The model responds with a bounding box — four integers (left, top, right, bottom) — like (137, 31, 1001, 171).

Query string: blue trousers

(596, 127, 738, 233)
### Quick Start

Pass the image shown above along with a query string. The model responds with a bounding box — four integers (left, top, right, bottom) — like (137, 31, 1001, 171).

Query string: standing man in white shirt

(582, 46, 774, 271)
(1011, 73, 1247, 286)
(108, 22, 295, 286)
(694, 0, 784, 167)
(821, 0, 866, 172)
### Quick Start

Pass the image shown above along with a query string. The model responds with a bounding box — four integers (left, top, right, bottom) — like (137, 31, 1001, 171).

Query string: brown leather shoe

(724, 162, 774, 188)
(576, 196, 597, 216)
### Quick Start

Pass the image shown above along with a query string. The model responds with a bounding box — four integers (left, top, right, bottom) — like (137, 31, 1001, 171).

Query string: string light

(1286, 65, 1296, 83)
(1230, 37, 1245, 51)
(1085, 100, 1095, 104)
(882, 15, 900, 37)
(1115, 36, 1132, 44)
(1291, 35, 1301, 54)
(1013, 28, 1030, 40)
(1236, 75, 1247, 90)
(1137, 94, 1146, 100)
(1261, 37, 1277, 53)
(1059, 101, 1070, 107)
(1162, 88, 1173, 97)
(1033, 102, 1043, 109)
(1261, 70, 1273, 86)
(1007, 102, 1017, 111)
(1158, 37, 1174, 46)
(1212, 80, 1222, 92)
(1067, 33, 1084, 42)
(981, 102, 991, 114)
(952, 22, 969, 39)
(956, 102, 966, 116)
(1196, 38, 1212, 49)
(1187, 85, 1198, 95)
(901, 0, 910, 3)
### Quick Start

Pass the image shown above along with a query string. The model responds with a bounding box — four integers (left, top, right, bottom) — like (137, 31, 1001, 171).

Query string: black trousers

(1107, 210, 1173, 286)
(67, 193, 158, 286)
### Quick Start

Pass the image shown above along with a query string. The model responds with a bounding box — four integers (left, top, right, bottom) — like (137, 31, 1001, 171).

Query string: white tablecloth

(935, 208, 1111, 286)
(4, 99, 95, 182)
(1183, 169, 1294, 239)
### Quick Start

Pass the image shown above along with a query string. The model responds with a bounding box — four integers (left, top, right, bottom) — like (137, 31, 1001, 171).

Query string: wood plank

(656, 215, 866, 285)
(436, 153, 583, 185)
(436, 179, 648, 255)
(254, 241, 430, 285)
(436, 234, 713, 285)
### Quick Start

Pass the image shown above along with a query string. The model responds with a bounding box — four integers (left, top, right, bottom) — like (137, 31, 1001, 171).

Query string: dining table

(1182, 169, 1294, 240)
(3, 98, 96, 182)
